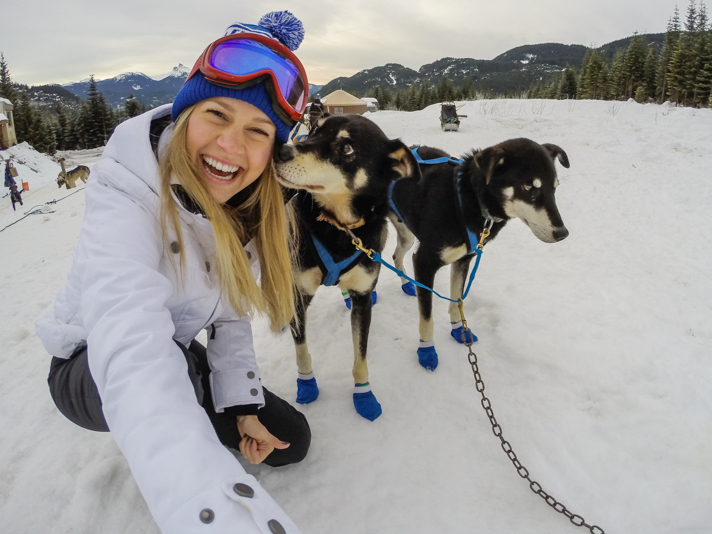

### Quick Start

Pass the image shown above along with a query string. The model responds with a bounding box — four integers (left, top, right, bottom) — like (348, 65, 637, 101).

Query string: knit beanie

(171, 11, 306, 143)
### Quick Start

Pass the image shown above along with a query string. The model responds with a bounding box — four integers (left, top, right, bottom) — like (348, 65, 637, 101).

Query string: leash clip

(345, 228, 375, 260)
(477, 218, 494, 250)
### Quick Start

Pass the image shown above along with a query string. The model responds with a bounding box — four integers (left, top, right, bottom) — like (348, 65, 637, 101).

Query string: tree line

(531, 2, 712, 105)
(0, 54, 145, 155)
(368, 1, 712, 111)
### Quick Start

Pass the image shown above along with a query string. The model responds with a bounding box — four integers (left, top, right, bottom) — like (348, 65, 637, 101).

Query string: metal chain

(464, 337, 605, 534)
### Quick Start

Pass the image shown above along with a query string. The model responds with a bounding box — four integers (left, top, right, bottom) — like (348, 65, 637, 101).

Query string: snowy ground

(1, 99, 711, 534)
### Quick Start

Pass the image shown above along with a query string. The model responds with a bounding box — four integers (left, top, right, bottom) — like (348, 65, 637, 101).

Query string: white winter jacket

(36, 105, 301, 534)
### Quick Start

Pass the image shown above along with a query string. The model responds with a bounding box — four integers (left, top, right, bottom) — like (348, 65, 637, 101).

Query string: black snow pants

(47, 340, 311, 467)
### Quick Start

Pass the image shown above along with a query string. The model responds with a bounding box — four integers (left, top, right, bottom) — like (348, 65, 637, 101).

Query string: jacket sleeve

(76, 160, 301, 534)
(207, 308, 265, 413)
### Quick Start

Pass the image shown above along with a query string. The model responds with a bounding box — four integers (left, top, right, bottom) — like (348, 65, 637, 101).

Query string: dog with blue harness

(274, 114, 421, 421)
(387, 138, 571, 371)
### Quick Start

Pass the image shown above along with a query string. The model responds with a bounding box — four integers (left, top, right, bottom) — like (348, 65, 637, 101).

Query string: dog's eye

(343, 144, 354, 155)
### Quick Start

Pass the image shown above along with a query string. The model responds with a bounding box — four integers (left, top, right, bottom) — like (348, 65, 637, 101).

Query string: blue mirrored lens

(211, 40, 305, 110)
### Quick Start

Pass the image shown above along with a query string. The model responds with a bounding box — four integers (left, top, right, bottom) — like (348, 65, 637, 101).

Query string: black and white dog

(273, 114, 421, 421)
(388, 138, 570, 370)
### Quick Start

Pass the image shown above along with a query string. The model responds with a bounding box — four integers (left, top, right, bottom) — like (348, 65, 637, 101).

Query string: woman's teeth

(202, 156, 241, 180)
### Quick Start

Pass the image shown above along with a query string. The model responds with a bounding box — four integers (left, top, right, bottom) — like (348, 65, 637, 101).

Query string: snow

(150, 64, 190, 81)
(1, 99, 711, 534)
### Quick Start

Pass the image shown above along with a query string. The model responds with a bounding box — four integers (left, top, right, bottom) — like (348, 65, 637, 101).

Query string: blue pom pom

(259, 11, 305, 51)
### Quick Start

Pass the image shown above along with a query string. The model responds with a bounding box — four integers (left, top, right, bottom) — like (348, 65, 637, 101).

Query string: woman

(36, 12, 310, 534)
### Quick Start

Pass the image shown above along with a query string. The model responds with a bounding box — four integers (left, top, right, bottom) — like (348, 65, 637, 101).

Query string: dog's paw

(401, 281, 417, 297)
(353, 390, 382, 421)
(451, 326, 477, 344)
(417, 346, 439, 371)
(296, 377, 319, 404)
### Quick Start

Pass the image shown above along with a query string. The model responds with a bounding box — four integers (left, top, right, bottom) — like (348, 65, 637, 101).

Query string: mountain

(319, 33, 665, 97)
(22, 84, 82, 109)
(62, 67, 189, 109)
(25, 32, 667, 110)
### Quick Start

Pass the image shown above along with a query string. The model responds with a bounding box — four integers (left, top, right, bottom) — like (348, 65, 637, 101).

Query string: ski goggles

(187, 33, 309, 125)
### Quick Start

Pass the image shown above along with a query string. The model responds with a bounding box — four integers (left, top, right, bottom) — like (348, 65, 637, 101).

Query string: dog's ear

(542, 143, 570, 168)
(388, 141, 422, 180)
(474, 147, 505, 184)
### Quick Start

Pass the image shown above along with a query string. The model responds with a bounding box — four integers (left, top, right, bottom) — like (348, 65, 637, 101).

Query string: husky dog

(389, 138, 570, 370)
(57, 158, 90, 189)
(273, 114, 420, 421)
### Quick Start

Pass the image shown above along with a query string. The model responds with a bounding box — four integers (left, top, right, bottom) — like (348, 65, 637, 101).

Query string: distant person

(9, 184, 23, 210)
(4, 159, 17, 189)
(309, 94, 324, 125)
(36, 11, 311, 534)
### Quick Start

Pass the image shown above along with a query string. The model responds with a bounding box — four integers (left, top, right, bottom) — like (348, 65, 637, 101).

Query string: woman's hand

(236, 415, 290, 464)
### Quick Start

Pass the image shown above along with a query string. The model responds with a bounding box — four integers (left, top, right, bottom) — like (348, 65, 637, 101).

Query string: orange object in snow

(22, 181, 29, 192)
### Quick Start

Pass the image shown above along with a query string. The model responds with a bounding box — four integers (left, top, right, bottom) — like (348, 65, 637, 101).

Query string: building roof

(0, 97, 12, 106)
(361, 97, 378, 104)
(322, 89, 365, 106)
(0, 113, 8, 122)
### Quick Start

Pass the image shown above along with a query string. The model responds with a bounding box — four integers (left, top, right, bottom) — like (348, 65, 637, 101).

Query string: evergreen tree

(608, 50, 627, 98)
(124, 94, 142, 118)
(695, 33, 712, 104)
(698, 2, 710, 30)
(622, 34, 648, 98)
(460, 77, 474, 100)
(685, 0, 698, 31)
(31, 113, 57, 154)
(55, 103, 69, 151)
(657, 12, 681, 102)
(379, 87, 392, 110)
(643, 47, 658, 99)
(579, 50, 608, 100)
(394, 90, 403, 110)
(437, 76, 455, 102)
(559, 68, 578, 98)
(14, 91, 35, 144)
(0, 53, 17, 104)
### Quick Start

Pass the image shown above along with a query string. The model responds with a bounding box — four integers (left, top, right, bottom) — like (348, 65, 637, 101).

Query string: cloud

(2, 0, 675, 86)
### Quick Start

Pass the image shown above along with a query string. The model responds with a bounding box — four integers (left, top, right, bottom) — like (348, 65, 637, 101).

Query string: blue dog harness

(311, 234, 362, 286)
(388, 147, 480, 254)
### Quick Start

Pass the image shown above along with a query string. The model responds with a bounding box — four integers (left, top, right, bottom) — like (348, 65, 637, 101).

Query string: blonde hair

(159, 104, 296, 331)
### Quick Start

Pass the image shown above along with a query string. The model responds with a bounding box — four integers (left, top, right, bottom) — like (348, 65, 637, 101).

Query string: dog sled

(440, 103, 467, 132)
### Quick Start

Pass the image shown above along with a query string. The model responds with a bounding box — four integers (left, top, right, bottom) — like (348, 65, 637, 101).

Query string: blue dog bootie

(416, 341, 439, 371)
(343, 291, 377, 309)
(296, 373, 319, 404)
(450, 321, 477, 344)
(401, 281, 416, 296)
(353, 383, 382, 421)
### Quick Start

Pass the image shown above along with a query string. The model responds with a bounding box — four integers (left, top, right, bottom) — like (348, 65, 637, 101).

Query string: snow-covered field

(1, 99, 711, 534)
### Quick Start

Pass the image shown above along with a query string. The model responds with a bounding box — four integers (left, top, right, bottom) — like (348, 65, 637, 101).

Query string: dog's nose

(553, 227, 569, 241)
(274, 143, 295, 163)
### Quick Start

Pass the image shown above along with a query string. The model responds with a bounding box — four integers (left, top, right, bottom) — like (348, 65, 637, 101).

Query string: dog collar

(316, 212, 366, 230)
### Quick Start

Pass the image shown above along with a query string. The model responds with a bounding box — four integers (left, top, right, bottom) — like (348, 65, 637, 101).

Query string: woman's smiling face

(186, 97, 277, 204)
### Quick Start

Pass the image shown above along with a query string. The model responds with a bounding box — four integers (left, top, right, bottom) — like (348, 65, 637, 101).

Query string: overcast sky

(3, 0, 682, 87)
